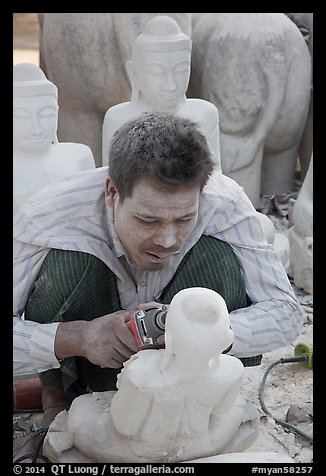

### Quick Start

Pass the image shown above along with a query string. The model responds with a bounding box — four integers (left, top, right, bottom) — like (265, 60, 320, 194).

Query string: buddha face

(13, 94, 58, 154)
(134, 48, 191, 112)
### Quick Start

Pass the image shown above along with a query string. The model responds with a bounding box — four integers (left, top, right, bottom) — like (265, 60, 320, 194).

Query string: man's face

(135, 48, 191, 111)
(106, 177, 200, 270)
(13, 95, 58, 154)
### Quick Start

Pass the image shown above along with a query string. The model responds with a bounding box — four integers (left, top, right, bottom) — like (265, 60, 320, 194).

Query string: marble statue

(188, 13, 311, 207)
(288, 157, 313, 294)
(102, 15, 221, 172)
(13, 63, 95, 217)
(43, 287, 259, 463)
(34, 13, 300, 276)
(38, 14, 311, 205)
(286, 13, 313, 181)
(38, 13, 192, 166)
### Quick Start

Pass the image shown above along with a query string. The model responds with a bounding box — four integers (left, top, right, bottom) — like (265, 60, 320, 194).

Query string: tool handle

(126, 318, 143, 348)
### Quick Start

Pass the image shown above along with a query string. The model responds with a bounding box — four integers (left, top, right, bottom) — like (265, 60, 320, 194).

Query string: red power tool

(127, 306, 168, 347)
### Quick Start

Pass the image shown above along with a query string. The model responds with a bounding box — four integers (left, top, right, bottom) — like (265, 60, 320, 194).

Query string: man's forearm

(13, 317, 61, 375)
(229, 300, 304, 357)
(54, 320, 88, 360)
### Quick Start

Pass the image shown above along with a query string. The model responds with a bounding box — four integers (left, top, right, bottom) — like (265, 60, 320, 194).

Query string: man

(13, 112, 304, 429)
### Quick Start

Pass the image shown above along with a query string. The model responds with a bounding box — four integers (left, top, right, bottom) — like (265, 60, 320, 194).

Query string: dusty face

(13, 95, 58, 154)
(106, 177, 200, 270)
(135, 48, 191, 112)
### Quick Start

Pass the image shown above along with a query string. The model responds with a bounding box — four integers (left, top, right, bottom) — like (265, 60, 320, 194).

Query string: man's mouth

(145, 251, 170, 261)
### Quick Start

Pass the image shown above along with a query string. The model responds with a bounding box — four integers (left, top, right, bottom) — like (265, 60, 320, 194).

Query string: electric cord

(259, 354, 313, 443)
(13, 419, 52, 463)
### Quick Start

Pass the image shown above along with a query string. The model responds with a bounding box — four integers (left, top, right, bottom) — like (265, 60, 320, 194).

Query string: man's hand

(55, 310, 139, 369)
(82, 310, 139, 368)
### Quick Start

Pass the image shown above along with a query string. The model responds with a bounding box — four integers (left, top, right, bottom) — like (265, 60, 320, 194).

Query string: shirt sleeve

(205, 186, 305, 357)
(13, 316, 61, 375)
(13, 238, 59, 375)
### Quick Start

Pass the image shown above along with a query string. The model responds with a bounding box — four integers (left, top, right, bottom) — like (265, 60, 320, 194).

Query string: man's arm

(55, 311, 138, 367)
(13, 317, 61, 375)
(13, 311, 139, 376)
(13, 239, 54, 375)
(207, 185, 305, 357)
(13, 239, 138, 374)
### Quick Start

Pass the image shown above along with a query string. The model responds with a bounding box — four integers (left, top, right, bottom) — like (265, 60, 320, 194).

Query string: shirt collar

(105, 199, 126, 258)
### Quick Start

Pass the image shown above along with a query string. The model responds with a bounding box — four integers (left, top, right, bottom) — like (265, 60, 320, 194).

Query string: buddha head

(160, 287, 234, 373)
(13, 63, 59, 155)
(126, 16, 192, 112)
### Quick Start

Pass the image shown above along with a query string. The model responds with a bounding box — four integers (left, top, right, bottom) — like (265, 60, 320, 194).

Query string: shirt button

(140, 280, 146, 287)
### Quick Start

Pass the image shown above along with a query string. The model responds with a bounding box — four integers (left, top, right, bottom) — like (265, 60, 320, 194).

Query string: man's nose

(152, 224, 177, 248)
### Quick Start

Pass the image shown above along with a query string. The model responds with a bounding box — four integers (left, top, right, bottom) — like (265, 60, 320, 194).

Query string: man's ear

(105, 178, 117, 207)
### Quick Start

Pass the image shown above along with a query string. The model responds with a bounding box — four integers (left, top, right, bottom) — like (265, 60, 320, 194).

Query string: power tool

(126, 305, 168, 347)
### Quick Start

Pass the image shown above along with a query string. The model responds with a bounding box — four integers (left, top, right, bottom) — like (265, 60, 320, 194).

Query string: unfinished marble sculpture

(288, 157, 313, 294)
(286, 13, 313, 180)
(13, 63, 95, 217)
(43, 287, 258, 463)
(38, 13, 311, 201)
(189, 13, 311, 207)
(102, 15, 221, 172)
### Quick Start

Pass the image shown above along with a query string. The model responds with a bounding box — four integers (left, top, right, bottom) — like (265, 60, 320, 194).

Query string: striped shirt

(13, 167, 304, 375)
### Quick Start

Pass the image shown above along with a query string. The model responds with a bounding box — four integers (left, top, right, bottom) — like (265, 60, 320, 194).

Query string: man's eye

(178, 217, 193, 223)
(137, 217, 156, 224)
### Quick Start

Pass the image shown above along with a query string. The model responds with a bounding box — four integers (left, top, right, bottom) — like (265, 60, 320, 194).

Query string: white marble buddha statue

(102, 15, 221, 172)
(13, 63, 95, 217)
(43, 287, 256, 463)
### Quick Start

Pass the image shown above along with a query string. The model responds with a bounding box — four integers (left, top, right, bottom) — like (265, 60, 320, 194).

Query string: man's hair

(108, 112, 214, 201)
